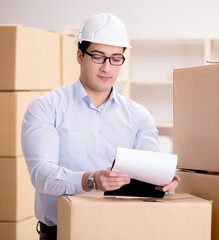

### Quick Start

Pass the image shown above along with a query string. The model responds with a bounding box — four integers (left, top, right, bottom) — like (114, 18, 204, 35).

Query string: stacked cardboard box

(57, 192, 212, 240)
(0, 25, 61, 240)
(173, 64, 219, 240)
(61, 34, 80, 86)
(0, 25, 61, 90)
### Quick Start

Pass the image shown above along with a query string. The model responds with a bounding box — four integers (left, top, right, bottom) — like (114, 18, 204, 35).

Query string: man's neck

(89, 88, 112, 108)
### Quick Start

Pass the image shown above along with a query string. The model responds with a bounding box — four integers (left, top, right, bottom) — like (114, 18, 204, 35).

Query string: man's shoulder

(116, 92, 146, 111)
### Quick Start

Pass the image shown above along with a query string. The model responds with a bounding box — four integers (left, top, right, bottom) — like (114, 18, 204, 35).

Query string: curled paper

(112, 148, 178, 186)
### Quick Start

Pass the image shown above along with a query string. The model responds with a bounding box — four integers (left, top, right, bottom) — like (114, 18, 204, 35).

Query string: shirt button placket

(96, 110, 104, 159)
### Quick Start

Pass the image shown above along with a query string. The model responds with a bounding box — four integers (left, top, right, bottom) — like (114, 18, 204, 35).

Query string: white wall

(1, 0, 219, 38)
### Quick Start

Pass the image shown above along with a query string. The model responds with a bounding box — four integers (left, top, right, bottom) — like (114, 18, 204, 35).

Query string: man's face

(77, 43, 124, 96)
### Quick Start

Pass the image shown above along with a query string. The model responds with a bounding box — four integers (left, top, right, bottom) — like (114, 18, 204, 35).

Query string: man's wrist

(82, 172, 97, 191)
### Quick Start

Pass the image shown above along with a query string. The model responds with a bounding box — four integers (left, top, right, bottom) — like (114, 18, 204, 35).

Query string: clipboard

(104, 178, 165, 198)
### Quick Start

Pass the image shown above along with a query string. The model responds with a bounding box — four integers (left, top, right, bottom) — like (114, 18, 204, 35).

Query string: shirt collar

(74, 79, 89, 103)
(74, 79, 121, 107)
(108, 87, 121, 106)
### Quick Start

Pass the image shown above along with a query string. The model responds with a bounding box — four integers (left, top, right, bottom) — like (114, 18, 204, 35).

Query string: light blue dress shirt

(21, 79, 160, 226)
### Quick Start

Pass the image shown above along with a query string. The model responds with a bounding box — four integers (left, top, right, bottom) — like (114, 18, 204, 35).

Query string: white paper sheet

(113, 148, 178, 186)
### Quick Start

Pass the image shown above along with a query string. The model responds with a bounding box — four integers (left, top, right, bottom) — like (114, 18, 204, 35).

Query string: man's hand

(155, 175, 180, 193)
(94, 169, 131, 191)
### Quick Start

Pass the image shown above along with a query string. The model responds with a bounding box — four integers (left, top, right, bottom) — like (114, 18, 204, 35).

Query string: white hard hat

(76, 13, 132, 48)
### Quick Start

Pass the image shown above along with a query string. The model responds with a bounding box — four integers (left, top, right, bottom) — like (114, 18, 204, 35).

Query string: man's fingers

(155, 175, 180, 192)
(94, 169, 130, 191)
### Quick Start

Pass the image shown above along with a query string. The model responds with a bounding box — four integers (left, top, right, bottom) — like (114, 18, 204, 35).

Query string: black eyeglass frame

(83, 50, 125, 66)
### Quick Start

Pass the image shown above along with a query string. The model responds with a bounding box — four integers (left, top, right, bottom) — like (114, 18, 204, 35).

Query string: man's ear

(77, 49, 83, 63)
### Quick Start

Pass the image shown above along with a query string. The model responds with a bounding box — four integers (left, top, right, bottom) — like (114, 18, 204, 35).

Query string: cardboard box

(0, 217, 38, 240)
(176, 170, 219, 240)
(57, 192, 211, 240)
(0, 156, 34, 221)
(61, 34, 80, 86)
(0, 91, 41, 156)
(0, 25, 61, 90)
(173, 64, 219, 171)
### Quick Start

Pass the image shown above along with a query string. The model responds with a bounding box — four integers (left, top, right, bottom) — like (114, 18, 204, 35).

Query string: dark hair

(78, 41, 91, 56)
(78, 41, 126, 54)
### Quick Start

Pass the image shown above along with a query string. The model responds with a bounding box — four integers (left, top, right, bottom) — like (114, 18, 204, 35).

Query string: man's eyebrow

(90, 50, 123, 56)
(90, 50, 105, 54)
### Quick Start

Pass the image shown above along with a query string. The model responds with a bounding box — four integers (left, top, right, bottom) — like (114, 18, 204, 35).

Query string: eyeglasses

(83, 50, 125, 66)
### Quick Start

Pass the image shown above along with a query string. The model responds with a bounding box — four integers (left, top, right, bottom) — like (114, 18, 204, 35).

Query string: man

(21, 12, 179, 240)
